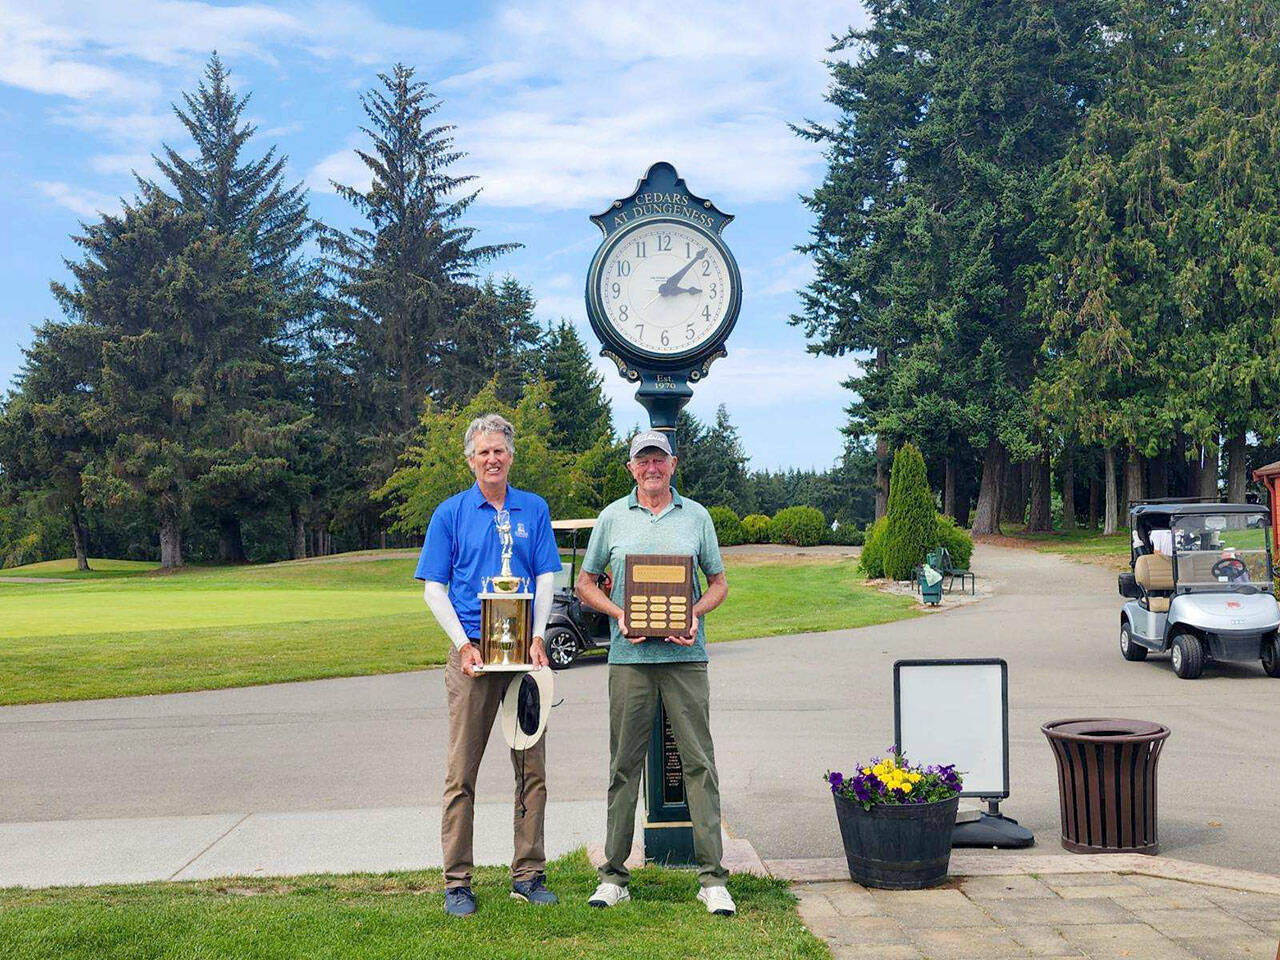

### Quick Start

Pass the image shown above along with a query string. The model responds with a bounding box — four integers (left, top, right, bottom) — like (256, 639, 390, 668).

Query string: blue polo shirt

(414, 483, 561, 640)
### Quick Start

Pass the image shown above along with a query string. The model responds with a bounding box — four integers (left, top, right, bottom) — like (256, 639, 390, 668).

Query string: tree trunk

(1060, 447, 1077, 530)
(159, 515, 183, 569)
(1148, 451, 1168, 500)
(1124, 449, 1144, 509)
(291, 506, 307, 560)
(943, 455, 956, 519)
(1197, 438, 1220, 500)
(1001, 460, 1028, 525)
(1028, 452, 1052, 531)
(970, 438, 1005, 535)
(217, 516, 247, 564)
(1227, 431, 1247, 503)
(1088, 477, 1099, 529)
(874, 434, 889, 521)
(1103, 446, 1118, 535)
(68, 500, 90, 572)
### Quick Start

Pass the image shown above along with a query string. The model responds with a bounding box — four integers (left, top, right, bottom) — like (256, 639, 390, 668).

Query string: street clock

(586, 162, 742, 389)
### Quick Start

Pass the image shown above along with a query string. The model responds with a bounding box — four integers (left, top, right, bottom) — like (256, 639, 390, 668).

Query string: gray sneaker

(443, 886, 476, 916)
(511, 874, 559, 905)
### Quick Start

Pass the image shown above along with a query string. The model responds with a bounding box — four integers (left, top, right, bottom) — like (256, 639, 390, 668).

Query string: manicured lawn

(0, 852, 827, 960)
(0, 553, 918, 705)
(0, 557, 160, 580)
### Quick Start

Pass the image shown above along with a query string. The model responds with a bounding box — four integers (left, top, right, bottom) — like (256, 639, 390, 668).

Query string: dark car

(545, 519, 612, 669)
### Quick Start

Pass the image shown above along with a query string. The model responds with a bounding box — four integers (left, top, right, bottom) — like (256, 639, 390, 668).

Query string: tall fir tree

(53, 197, 280, 568)
(148, 52, 316, 560)
(539, 320, 613, 452)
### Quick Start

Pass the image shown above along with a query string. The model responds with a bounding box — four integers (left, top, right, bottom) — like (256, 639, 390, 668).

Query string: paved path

(789, 857, 1280, 960)
(3, 543, 1280, 889)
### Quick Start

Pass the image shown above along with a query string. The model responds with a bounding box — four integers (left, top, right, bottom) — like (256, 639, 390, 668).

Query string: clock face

(593, 218, 736, 358)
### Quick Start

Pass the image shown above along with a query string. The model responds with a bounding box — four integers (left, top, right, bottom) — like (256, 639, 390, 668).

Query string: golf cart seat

(1134, 553, 1173, 613)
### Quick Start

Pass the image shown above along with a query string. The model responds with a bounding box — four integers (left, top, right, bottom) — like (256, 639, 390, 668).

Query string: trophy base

(473, 663, 535, 673)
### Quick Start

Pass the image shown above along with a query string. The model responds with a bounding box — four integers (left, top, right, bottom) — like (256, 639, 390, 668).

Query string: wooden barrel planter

(832, 793, 959, 889)
(1041, 718, 1170, 855)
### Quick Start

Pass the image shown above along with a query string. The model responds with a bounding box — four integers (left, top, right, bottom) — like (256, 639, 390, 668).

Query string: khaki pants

(441, 645, 547, 888)
(600, 662, 727, 888)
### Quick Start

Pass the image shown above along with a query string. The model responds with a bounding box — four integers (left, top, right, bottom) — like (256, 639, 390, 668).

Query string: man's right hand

(460, 643, 484, 677)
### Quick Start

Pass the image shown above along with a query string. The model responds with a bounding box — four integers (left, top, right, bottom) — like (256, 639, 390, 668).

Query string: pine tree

(52, 197, 279, 567)
(149, 52, 316, 560)
(322, 64, 519, 434)
(539, 320, 613, 452)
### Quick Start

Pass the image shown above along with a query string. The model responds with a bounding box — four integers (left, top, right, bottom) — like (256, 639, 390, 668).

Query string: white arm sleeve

(423, 581, 471, 651)
(532, 571, 555, 639)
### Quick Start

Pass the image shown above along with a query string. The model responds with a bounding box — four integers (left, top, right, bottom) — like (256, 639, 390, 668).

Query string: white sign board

(894, 660, 1007, 798)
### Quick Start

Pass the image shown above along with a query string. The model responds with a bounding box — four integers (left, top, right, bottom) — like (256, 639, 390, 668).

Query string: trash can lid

(1041, 717, 1170, 742)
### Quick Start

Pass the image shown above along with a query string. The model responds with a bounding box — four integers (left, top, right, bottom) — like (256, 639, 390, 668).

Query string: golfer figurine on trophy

(476, 509, 533, 672)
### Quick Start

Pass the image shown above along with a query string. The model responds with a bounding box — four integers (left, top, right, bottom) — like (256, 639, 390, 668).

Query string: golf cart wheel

(1263, 634, 1280, 678)
(545, 627, 580, 670)
(1171, 632, 1205, 680)
(1120, 621, 1148, 661)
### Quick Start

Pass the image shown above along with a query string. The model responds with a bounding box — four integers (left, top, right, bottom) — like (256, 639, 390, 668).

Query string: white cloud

(747, 250, 815, 299)
(436, 0, 867, 212)
(306, 138, 371, 193)
(34, 180, 122, 218)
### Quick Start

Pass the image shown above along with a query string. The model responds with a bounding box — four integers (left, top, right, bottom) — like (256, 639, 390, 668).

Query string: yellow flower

(862, 768, 871, 776)
(902, 782, 913, 793)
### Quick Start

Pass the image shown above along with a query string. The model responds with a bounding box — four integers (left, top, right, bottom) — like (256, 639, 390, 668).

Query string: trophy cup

(476, 509, 534, 672)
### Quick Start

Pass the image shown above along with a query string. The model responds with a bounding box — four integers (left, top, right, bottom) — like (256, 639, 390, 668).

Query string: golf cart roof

(1129, 501, 1266, 521)
(551, 518, 597, 531)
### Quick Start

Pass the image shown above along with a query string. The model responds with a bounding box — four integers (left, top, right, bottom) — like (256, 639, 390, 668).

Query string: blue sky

(0, 0, 869, 471)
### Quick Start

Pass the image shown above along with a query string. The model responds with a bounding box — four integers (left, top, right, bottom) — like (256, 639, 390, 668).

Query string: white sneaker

(588, 882, 630, 908)
(697, 885, 736, 916)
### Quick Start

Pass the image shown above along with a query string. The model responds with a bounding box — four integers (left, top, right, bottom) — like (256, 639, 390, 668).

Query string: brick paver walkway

(793, 871, 1280, 959)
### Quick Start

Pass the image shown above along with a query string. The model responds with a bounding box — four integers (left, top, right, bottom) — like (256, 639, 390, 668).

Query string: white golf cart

(1119, 500, 1280, 679)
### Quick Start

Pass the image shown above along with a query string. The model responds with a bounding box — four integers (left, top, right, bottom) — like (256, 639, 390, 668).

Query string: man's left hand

(530, 636, 550, 669)
(668, 613, 699, 646)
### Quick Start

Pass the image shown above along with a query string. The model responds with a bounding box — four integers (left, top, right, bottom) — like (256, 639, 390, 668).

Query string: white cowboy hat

(500, 667, 555, 751)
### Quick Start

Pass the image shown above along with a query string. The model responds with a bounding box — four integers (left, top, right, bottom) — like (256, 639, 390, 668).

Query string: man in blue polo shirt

(415, 413, 562, 917)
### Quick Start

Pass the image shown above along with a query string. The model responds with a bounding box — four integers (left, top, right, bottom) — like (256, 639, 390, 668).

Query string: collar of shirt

(466, 482, 525, 512)
(627, 485, 683, 521)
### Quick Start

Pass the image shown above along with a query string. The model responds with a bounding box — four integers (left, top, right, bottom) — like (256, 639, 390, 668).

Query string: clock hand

(669, 285, 702, 295)
(658, 249, 707, 296)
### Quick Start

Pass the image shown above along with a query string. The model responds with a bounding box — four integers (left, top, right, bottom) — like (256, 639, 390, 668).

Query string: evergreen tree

(0, 323, 98, 569)
(149, 52, 316, 559)
(672, 406, 751, 513)
(882, 442, 937, 580)
(53, 197, 278, 567)
(322, 64, 518, 435)
(539, 320, 613, 452)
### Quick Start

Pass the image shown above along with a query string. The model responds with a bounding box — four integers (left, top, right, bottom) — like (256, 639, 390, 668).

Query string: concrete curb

(765, 850, 1280, 897)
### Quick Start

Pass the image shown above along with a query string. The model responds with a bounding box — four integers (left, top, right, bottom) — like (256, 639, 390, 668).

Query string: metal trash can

(1041, 718, 1170, 855)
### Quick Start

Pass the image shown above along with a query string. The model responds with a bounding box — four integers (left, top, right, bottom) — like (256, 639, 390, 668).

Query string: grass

(988, 523, 1132, 569)
(0, 852, 828, 960)
(0, 557, 160, 580)
(0, 553, 919, 706)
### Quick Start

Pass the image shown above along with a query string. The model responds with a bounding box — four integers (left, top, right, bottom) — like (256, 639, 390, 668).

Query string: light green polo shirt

(581, 486, 725, 664)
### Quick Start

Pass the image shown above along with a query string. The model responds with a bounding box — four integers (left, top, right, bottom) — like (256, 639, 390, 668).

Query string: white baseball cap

(628, 430, 673, 459)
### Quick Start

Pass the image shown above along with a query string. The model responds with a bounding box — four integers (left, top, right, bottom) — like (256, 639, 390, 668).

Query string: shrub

(858, 516, 889, 578)
(881, 443, 938, 580)
(708, 506, 745, 546)
(769, 506, 827, 546)
(741, 513, 771, 543)
(935, 514, 973, 569)
(823, 523, 865, 546)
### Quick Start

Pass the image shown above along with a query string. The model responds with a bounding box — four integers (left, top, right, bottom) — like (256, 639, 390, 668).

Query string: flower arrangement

(826, 748, 963, 811)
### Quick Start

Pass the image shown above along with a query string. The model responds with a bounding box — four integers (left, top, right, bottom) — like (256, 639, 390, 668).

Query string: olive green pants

(600, 662, 728, 888)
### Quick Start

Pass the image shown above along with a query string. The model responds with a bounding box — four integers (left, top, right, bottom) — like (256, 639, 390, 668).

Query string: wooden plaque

(624, 554, 695, 638)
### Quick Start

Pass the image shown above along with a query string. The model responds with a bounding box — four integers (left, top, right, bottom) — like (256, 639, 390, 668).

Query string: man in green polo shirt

(574, 430, 735, 917)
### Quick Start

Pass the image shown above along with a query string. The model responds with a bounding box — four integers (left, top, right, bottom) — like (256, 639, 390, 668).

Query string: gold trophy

(476, 509, 533, 672)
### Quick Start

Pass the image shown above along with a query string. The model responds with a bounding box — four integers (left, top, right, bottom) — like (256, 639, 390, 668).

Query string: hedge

(741, 513, 771, 543)
(769, 506, 827, 546)
(708, 506, 745, 546)
(881, 443, 938, 580)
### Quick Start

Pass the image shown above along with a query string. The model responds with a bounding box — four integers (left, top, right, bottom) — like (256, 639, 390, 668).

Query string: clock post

(584, 162, 742, 867)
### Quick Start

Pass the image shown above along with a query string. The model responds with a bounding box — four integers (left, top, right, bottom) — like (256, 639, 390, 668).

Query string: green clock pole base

(644, 820, 696, 867)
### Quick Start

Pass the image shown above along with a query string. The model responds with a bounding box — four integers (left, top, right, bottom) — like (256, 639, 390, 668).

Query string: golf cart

(544, 519, 612, 669)
(1118, 500, 1280, 679)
